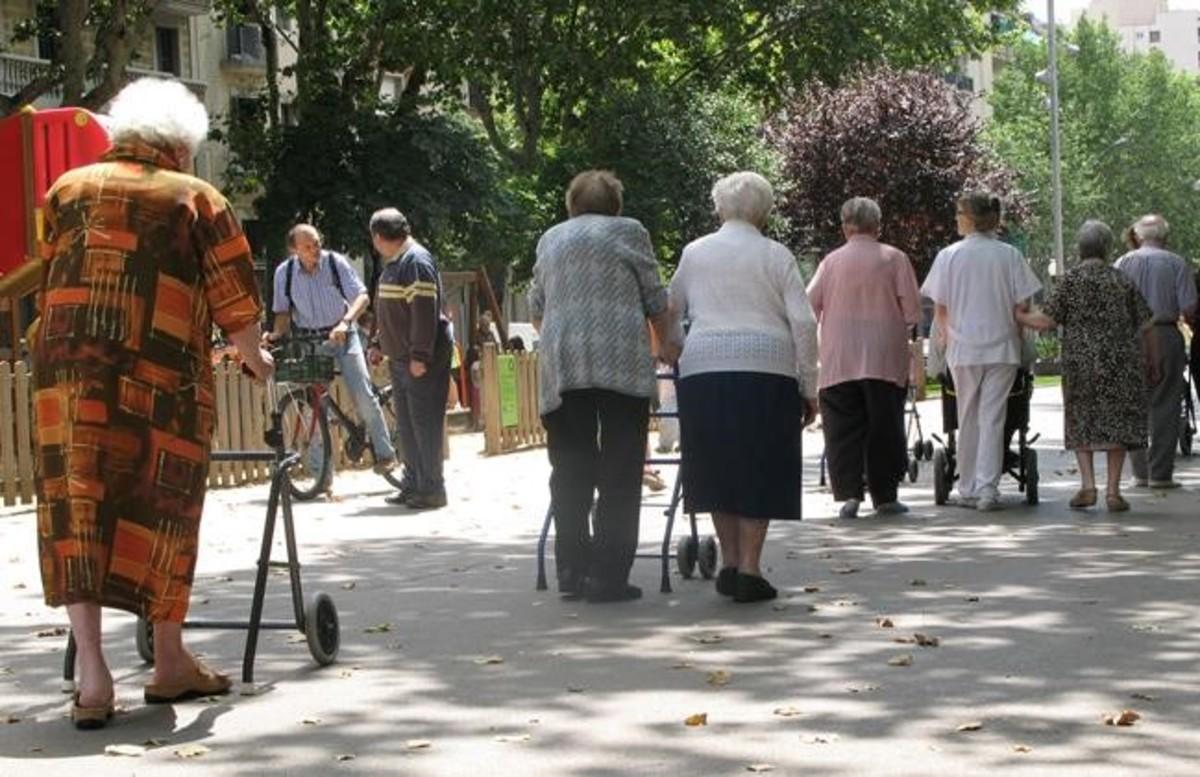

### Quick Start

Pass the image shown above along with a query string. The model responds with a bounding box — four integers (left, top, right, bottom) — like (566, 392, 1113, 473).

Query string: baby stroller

(931, 369, 1040, 506)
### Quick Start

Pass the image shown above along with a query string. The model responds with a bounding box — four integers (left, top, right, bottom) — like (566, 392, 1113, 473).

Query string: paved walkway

(1, 388, 1198, 775)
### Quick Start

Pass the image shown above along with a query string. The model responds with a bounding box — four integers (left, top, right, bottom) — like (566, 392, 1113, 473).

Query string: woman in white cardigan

(668, 172, 819, 603)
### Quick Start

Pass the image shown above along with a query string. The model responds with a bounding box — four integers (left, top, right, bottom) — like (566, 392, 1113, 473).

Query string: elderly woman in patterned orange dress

(33, 79, 274, 729)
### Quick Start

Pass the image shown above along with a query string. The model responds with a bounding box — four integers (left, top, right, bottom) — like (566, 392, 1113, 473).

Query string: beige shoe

(71, 691, 114, 730)
(144, 661, 232, 704)
(1106, 493, 1130, 513)
(1069, 488, 1097, 509)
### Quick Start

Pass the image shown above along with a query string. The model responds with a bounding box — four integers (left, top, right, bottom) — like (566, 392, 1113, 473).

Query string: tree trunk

(257, 8, 280, 131)
(80, 0, 158, 112)
(58, 0, 91, 105)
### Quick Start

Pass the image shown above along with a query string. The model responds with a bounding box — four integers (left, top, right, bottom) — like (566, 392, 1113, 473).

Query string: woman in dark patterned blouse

(1018, 220, 1155, 512)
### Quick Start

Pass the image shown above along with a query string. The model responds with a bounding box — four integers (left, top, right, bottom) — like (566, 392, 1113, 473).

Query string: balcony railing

(0, 53, 207, 105)
(160, 0, 213, 15)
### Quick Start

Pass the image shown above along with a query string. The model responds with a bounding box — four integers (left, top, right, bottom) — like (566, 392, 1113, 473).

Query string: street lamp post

(1047, 0, 1065, 277)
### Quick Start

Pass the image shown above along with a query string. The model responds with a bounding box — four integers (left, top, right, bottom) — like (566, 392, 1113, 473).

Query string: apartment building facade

(1083, 0, 1200, 74)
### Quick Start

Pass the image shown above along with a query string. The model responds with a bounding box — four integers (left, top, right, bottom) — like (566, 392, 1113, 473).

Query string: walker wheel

(1180, 426, 1194, 457)
(697, 536, 719, 579)
(908, 457, 920, 483)
(933, 448, 950, 506)
(135, 617, 155, 665)
(675, 536, 698, 579)
(305, 592, 340, 666)
(1023, 448, 1039, 506)
(923, 440, 934, 461)
(912, 440, 924, 462)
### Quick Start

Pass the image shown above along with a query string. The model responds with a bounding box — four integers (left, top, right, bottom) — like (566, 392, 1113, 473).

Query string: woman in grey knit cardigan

(529, 170, 678, 603)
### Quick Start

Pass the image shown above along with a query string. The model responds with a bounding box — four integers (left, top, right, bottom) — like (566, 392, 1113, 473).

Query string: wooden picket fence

(480, 343, 545, 455)
(0, 360, 394, 506)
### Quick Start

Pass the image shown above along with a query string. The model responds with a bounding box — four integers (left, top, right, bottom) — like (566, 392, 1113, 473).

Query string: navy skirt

(677, 371, 804, 520)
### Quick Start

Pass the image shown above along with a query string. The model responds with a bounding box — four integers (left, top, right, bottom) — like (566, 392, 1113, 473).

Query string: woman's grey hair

(107, 77, 209, 155)
(841, 197, 882, 232)
(369, 208, 411, 241)
(1076, 219, 1113, 260)
(1132, 214, 1169, 245)
(712, 171, 774, 226)
(565, 170, 624, 217)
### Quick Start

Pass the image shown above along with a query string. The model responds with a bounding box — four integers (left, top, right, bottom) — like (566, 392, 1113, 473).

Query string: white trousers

(950, 363, 1018, 501)
(657, 376, 679, 451)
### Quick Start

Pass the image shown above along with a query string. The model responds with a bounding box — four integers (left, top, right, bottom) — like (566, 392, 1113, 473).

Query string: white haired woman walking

(33, 78, 273, 728)
(669, 172, 819, 603)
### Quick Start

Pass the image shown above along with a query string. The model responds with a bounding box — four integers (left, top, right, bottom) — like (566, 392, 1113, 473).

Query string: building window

(230, 96, 261, 129)
(1136, 31, 1145, 40)
(1149, 30, 1161, 43)
(156, 27, 181, 76)
(226, 24, 263, 62)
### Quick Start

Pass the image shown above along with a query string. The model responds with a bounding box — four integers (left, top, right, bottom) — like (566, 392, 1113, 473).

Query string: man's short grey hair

(1133, 214, 1169, 245)
(1076, 219, 1114, 260)
(841, 197, 882, 232)
(369, 208, 411, 241)
(107, 77, 209, 155)
(712, 171, 774, 226)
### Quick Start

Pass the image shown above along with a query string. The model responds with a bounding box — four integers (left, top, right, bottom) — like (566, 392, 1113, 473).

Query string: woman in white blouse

(668, 172, 819, 603)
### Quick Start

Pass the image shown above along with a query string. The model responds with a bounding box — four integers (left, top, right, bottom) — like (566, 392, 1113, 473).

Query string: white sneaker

(839, 499, 861, 519)
(976, 495, 1000, 512)
(875, 501, 910, 515)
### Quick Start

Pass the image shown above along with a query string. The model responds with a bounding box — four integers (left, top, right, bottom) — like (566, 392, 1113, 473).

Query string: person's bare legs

(736, 517, 770, 577)
(1106, 449, 1127, 498)
(712, 512, 739, 571)
(1076, 449, 1096, 491)
(66, 603, 112, 706)
(151, 621, 206, 685)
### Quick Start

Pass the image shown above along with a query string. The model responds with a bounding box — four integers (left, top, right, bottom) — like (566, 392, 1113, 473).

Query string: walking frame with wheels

(62, 375, 342, 692)
(930, 369, 1041, 507)
(535, 370, 718, 594)
(1179, 363, 1195, 457)
(272, 332, 404, 501)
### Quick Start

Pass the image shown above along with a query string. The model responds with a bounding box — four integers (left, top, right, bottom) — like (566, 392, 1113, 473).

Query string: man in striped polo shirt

(369, 208, 452, 510)
(266, 224, 396, 482)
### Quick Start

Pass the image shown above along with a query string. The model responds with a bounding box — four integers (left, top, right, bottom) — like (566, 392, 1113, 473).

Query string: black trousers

(819, 379, 907, 506)
(390, 341, 452, 495)
(543, 389, 649, 591)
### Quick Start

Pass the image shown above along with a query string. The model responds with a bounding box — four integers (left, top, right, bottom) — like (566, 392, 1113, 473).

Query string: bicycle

(272, 333, 404, 501)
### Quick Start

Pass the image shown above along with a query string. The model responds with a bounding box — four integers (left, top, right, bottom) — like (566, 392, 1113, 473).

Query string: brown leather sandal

(1069, 488, 1097, 509)
(144, 662, 232, 704)
(1106, 493, 1130, 513)
(71, 691, 114, 730)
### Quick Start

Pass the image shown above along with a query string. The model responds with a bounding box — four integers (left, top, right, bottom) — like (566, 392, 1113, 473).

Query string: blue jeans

(317, 329, 396, 468)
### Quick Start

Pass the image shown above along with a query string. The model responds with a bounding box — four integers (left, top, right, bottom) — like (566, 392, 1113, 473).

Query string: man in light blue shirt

(266, 224, 396, 482)
(1114, 214, 1197, 488)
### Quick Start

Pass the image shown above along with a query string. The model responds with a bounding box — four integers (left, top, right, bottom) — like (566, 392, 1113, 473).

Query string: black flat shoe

(584, 582, 643, 603)
(734, 573, 777, 603)
(405, 491, 448, 510)
(715, 567, 738, 597)
(384, 490, 413, 506)
(558, 572, 587, 601)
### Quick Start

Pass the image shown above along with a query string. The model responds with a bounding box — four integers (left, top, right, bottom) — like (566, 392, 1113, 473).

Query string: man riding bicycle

(265, 224, 396, 482)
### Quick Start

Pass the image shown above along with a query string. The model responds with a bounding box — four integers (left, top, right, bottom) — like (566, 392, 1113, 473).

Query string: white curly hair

(711, 171, 774, 227)
(106, 77, 209, 155)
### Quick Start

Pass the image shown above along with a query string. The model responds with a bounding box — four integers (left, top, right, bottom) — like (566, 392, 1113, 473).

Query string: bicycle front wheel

(375, 381, 406, 490)
(278, 386, 332, 500)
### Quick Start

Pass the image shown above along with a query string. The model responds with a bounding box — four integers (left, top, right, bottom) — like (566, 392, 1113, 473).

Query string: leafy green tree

(987, 17, 1200, 270)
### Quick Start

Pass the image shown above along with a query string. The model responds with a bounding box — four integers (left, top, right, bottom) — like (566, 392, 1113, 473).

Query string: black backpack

(283, 250, 350, 312)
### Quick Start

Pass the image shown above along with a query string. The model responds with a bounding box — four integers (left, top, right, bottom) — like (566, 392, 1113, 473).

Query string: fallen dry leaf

(1104, 710, 1141, 726)
(1012, 744, 1033, 753)
(914, 633, 941, 648)
(888, 654, 914, 667)
(301, 718, 322, 726)
(340, 582, 357, 591)
(893, 636, 917, 645)
(801, 733, 839, 744)
(956, 721, 983, 732)
(671, 661, 694, 670)
(818, 633, 834, 639)
(694, 634, 724, 645)
(771, 603, 789, 612)
(335, 754, 356, 762)
(35, 627, 67, 638)
(474, 655, 505, 666)
(105, 744, 146, 757)
(832, 567, 860, 575)
(964, 595, 980, 603)
(567, 686, 585, 694)
(876, 617, 895, 628)
(174, 744, 211, 759)
(684, 713, 708, 727)
(286, 634, 307, 644)
(0, 667, 12, 676)
(746, 765, 775, 773)
(493, 734, 532, 743)
(142, 738, 169, 748)
(910, 579, 927, 587)
(363, 623, 393, 634)
(707, 670, 732, 687)
(847, 684, 881, 694)
(802, 585, 822, 593)
(773, 706, 803, 718)
(403, 739, 432, 751)
(1130, 693, 1158, 702)
(785, 550, 801, 559)
(4, 715, 20, 724)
